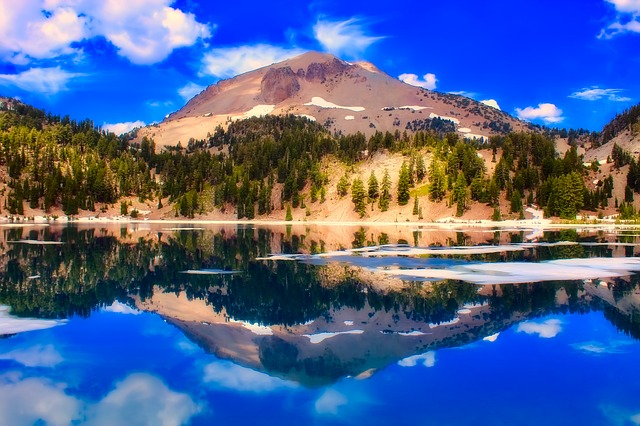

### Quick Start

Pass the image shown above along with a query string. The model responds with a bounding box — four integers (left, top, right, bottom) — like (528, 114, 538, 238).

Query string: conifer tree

(351, 177, 367, 217)
(453, 171, 468, 216)
(368, 171, 379, 201)
(379, 169, 391, 212)
(397, 162, 411, 205)
(337, 174, 350, 197)
(428, 159, 446, 202)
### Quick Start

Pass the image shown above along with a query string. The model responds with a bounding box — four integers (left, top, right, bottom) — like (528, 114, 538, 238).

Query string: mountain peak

(144, 53, 529, 147)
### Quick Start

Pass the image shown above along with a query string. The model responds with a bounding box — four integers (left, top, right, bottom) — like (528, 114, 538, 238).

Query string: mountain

(139, 52, 530, 147)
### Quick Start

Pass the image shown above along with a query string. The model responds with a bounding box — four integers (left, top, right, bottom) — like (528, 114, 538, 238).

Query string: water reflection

(0, 224, 638, 390)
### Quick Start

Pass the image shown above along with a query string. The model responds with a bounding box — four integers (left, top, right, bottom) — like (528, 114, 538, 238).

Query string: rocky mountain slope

(139, 51, 530, 148)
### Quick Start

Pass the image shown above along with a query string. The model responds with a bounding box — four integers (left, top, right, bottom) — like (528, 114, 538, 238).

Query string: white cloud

(632, 412, 640, 425)
(599, 1, 640, 38)
(0, 2, 88, 64)
(102, 120, 146, 135)
(606, 0, 640, 13)
(399, 73, 437, 90)
(200, 44, 304, 78)
(0, 67, 84, 95)
(515, 103, 564, 124)
(102, 301, 141, 315)
(313, 18, 384, 57)
(0, 344, 63, 367)
(87, 373, 200, 426)
(315, 389, 348, 415)
(0, 373, 82, 426)
(0, 0, 210, 65)
(569, 87, 631, 102)
(516, 319, 562, 338)
(481, 99, 501, 110)
(0, 372, 199, 426)
(203, 361, 294, 392)
(571, 340, 633, 355)
(178, 82, 205, 101)
(397, 351, 436, 368)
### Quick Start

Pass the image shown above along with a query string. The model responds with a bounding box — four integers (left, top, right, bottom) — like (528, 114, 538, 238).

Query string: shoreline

(1, 215, 639, 230)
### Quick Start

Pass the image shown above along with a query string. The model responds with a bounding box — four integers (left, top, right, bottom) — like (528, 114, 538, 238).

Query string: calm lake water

(1, 223, 639, 425)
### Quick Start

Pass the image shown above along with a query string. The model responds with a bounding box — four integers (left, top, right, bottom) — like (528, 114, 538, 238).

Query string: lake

(1, 223, 639, 425)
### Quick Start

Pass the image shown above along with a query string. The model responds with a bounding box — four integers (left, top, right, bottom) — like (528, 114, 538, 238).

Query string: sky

(0, 0, 638, 134)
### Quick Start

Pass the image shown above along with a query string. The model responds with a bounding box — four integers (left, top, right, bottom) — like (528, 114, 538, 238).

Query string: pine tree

(379, 169, 391, 212)
(397, 162, 411, 205)
(416, 155, 426, 182)
(285, 204, 293, 221)
(453, 171, 468, 217)
(413, 195, 419, 215)
(351, 177, 367, 217)
(337, 174, 350, 197)
(428, 159, 446, 202)
(510, 190, 522, 213)
(368, 171, 379, 201)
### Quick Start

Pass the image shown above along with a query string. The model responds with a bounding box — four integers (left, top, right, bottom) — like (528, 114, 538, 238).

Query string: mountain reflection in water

(1, 223, 640, 425)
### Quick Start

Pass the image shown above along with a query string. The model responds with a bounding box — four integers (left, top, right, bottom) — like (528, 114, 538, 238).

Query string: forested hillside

(1, 97, 639, 221)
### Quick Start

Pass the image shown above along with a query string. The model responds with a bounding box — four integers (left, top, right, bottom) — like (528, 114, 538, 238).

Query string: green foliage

(428, 158, 446, 202)
(453, 171, 468, 217)
(412, 196, 419, 215)
(397, 161, 411, 205)
(379, 169, 391, 212)
(337, 174, 350, 197)
(510, 190, 523, 213)
(618, 202, 637, 220)
(544, 172, 585, 219)
(285, 204, 293, 221)
(368, 171, 379, 200)
(351, 177, 367, 218)
(492, 206, 502, 221)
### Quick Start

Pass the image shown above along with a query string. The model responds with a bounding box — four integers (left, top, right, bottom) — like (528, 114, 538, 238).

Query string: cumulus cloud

(0, 372, 200, 426)
(0, 344, 63, 368)
(599, 0, 640, 38)
(102, 301, 141, 315)
(102, 120, 146, 135)
(87, 373, 200, 426)
(200, 45, 304, 78)
(203, 361, 294, 392)
(397, 351, 436, 368)
(178, 82, 205, 101)
(0, 2, 88, 64)
(516, 319, 562, 338)
(315, 389, 348, 415)
(0, 374, 82, 426)
(0, 67, 85, 95)
(569, 87, 631, 102)
(313, 18, 384, 57)
(0, 0, 210, 65)
(515, 103, 564, 124)
(481, 99, 501, 110)
(399, 73, 437, 90)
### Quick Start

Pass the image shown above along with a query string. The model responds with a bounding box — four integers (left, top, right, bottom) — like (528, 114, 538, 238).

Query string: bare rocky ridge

(260, 66, 300, 104)
(140, 51, 530, 148)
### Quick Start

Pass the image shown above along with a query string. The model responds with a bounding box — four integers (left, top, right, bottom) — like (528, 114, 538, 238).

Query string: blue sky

(0, 0, 638, 133)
